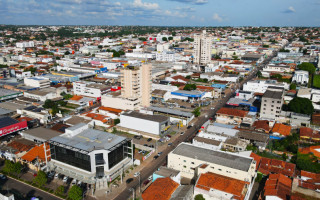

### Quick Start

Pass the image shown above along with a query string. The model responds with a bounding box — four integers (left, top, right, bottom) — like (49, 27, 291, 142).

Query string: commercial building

(0, 88, 23, 102)
(292, 70, 309, 85)
(102, 64, 151, 110)
(73, 81, 110, 98)
(0, 117, 27, 138)
(167, 143, 256, 183)
(193, 30, 212, 65)
(260, 87, 284, 120)
(243, 80, 289, 94)
(119, 111, 170, 137)
(24, 77, 50, 89)
(23, 87, 64, 102)
(48, 123, 133, 185)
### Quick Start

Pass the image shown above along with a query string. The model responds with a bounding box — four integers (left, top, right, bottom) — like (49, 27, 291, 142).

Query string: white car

(72, 179, 77, 185)
(77, 181, 82, 186)
(63, 176, 68, 183)
(134, 172, 140, 177)
(54, 173, 59, 179)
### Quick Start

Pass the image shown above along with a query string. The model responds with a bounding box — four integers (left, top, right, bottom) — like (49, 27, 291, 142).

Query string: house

(292, 70, 309, 85)
(297, 87, 311, 99)
(20, 143, 51, 171)
(297, 170, 320, 192)
(142, 177, 179, 200)
(252, 120, 271, 133)
(299, 127, 320, 142)
(271, 123, 291, 137)
(165, 75, 189, 84)
(153, 166, 181, 184)
(215, 107, 248, 125)
(263, 173, 292, 200)
(194, 172, 250, 200)
(299, 146, 320, 159)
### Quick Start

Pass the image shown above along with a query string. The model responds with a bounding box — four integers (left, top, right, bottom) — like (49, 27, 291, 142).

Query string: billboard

(0, 121, 27, 137)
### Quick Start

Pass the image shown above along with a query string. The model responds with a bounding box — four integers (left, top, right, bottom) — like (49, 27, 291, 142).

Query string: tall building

(193, 30, 212, 65)
(102, 64, 151, 110)
(120, 64, 151, 107)
(260, 87, 284, 120)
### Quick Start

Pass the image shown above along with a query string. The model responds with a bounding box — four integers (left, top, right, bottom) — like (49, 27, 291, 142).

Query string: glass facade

(50, 144, 91, 172)
(108, 140, 131, 169)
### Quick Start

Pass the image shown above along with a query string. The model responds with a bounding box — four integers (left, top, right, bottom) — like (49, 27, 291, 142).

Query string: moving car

(147, 138, 152, 142)
(134, 172, 140, 177)
(126, 178, 133, 184)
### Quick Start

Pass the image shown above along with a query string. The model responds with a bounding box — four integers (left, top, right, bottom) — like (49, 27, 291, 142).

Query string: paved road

(0, 176, 61, 200)
(113, 51, 279, 200)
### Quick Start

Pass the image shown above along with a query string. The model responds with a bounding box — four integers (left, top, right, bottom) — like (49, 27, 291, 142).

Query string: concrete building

(24, 77, 50, 89)
(73, 81, 109, 98)
(243, 80, 289, 94)
(119, 111, 170, 137)
(292, 70, 309, 85)
(260, 87, 284, 120)
(48, 123, 133, 186)
(193, 30, 212, 65)
(167, 143, 256, 183)
(23, 87, 64, 102)
(102, 64, 151, 110)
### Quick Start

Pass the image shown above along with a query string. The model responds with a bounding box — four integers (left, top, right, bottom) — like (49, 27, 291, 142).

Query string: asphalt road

(0, 176, 61, 200)
(114, 51, 279, 200)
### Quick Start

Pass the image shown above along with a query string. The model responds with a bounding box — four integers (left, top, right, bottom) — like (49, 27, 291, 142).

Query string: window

(271, 109, 273, 111)
(263, 108, 266, 110)
(264, 104, 266, 106)
(271, 105, 274, 107)
(272, 101, 274, 103)
(191, 162, 194, 164)
(183, 160, 186, 162)
(277, 101, 281, 103)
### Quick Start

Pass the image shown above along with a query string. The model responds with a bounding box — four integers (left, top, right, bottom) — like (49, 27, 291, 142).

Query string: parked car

(180, 132, 184, 135)
(72, 179, 77, 185)
(134, 172, 140, 177)
(143, 144, 148, 147)
(153, 155, 159, 159)
(138, 150, 143, 154)
(141, 150, 146, 154)
(143, 180, 150, 186)
(147, 138, 152, 142)
(133, 135, 142, 140)
(126, 178, 133, 184)
(54, 173, 59, 179)
(157, 152, 162, 156)
(77, 181, 82, 186)
(0, 174, 7, 180)
(63, 176, 68, 183)
(149, 145, 154, 148)
(47, 171, 55, 179)
(168, 143, 173, 146)
(187, 125, 192, 129)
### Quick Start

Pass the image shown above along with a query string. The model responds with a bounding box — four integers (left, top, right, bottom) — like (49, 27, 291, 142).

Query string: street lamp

(129, 187, 135, 200)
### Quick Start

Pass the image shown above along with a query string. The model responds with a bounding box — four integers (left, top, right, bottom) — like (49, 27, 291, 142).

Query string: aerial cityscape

(0, 1, 320, 200)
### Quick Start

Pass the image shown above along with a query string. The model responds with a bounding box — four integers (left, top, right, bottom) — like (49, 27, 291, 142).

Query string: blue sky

(0, 0, 319, 26)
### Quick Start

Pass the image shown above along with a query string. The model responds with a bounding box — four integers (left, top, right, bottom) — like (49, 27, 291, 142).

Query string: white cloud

(212, 13, 223, 22)
(133, 0, 159, 10)
(288, 6, 295, 12)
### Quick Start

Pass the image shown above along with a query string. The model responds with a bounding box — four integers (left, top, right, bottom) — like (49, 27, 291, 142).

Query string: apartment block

(260, 87, 284, 120)
(193, 30, 212, 65)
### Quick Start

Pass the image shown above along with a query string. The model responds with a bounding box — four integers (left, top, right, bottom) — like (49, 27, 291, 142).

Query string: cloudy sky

(0, 0, 319, 26)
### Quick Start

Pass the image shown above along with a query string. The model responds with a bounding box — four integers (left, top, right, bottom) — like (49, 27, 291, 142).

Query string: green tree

(114, 118, 120, 125)
(214, 55, 221, 59)
(55, 185, 65, 196)
(282, 153, 288, 161)
(64, 51, 70, 55)
(194, 194, 205, 200)
(168, 36, 173, 41)
(313, 75, 320, 88)
(3, 160, 14, 175)
(289, 83, 297, 90)
(192, 107, 201, 117)
(257, 71, 262, 78)
(298, 62, 316, 75)
(68, 185, 83, 200)
(288, 97, 314, 115)
(162, 37, 168, 41)
(186, 75, 191, 79)
(183, 84, 197, 91)
(138, 37, 147, 41)
(13, 162, 22, 176)
(33, 170, 47, 187)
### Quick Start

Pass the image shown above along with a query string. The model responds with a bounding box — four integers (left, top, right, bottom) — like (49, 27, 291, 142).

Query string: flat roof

(65, 116, 92, 125)
(122, 111, 169, 123)
(149, 106, 193, 118)
(154, 166, 180, 177)
(0, 88, 22, 97)
(172, 143, 253, 171)
(171, 90, 205, 98)
(0, 117, 19, 129)
(50, 128, 128, 152)
(23, 127, 62, 141)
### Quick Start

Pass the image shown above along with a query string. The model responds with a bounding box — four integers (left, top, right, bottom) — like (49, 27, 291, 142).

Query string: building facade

(260, 87, 284, 120)
(193, 30, 212, 65)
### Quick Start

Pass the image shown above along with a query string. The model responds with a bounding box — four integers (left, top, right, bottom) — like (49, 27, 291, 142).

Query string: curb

(6, 175, 65, 200)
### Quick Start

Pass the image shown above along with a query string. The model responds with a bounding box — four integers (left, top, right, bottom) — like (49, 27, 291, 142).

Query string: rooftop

(263, 88, 283, 99)
(172, 143, 253, 171)
(149, 106, 193, 118)
(50, 128, 129, 153)
(22, 127, 62, 141)
(0, 117, 19, 129)
(122, 111, 169, 123)
(154, 166, 180, 178)
(142, 177, 179, 200)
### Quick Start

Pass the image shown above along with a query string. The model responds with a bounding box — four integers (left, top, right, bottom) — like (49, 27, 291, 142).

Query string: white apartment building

(260, 87, 284, 120)
(24, 77, 50, 88)
(243, 80, 289, 93)
(125, 53, 155, 59)
(167, 143, 256, 183)
(156, 51, 180, 62)
(16, 41, 34, 48)
(23, 87, 64, 102)
(102, 64, 151, 110)
(73, 81, 109, 98)
(193, 30, 212, 65)
(157, 43, 170, 52)
(292, 70, 309, 85)
(263, 64, 291, 73)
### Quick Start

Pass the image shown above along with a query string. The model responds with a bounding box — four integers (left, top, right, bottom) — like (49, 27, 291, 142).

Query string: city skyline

(0, 0, 319, 26)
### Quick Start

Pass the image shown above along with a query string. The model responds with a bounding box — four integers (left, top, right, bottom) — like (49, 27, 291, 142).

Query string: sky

(0, 0, 319, 26)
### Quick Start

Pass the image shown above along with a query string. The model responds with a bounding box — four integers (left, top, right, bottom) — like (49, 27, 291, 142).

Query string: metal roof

(0, 117, 19, 129)
(172, 143, 253, 172)
(50, 128, 129, 153)
(149, 106, 193, 118)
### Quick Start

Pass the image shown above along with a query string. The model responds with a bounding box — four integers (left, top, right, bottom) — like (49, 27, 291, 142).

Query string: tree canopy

(288, 97, 314, 115)
(194, 194, 206, 200)
(183, 84, 196, 91)
(33, 170, 47, 187)
(298, 62, 316, 74)
(68, 185, 83, 200)
(192, 107, 201, 117)
(289, 83, 296, 90)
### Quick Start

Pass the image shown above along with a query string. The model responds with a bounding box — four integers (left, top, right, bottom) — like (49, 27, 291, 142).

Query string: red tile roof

(195, 172, 248, 200)
(21, 143, 51, 162)
(252, 120, 271, 133)
(272, 123, 291, 136)
(98, 106, 123, 114)
(171, 75, 189, 82)
(300, 127, 320, 140)
(69, 95, 83, 101)
(216, 107, 248, 118)
(298, 146, 320, 158)
(142, 177, 179, 200)
(264, 173, 292, 200)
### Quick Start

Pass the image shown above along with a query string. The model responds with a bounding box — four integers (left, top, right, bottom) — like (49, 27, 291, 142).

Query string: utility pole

(138, 172, 141, 194)
(43, 143, 48, 172)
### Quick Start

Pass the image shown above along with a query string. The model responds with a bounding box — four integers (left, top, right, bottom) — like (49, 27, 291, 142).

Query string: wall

(119, 115, 161, 135)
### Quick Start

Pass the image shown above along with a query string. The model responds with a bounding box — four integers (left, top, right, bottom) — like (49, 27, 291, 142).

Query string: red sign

(0, 121, 27, 137)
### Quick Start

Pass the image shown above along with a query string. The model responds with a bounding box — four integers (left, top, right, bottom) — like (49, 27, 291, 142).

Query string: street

(0, 176, 61, 200)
